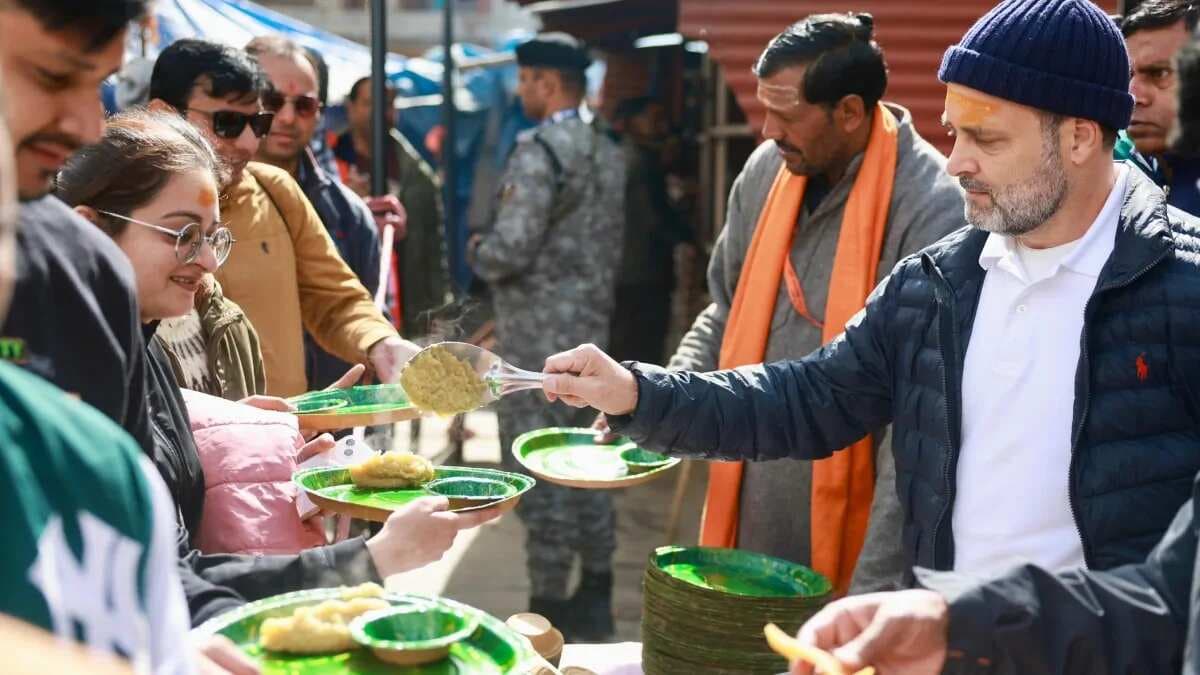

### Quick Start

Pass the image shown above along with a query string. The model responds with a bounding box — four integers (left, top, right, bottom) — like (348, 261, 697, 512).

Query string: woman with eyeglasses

(54, 108, 312, 548)
(55, 110, 499, 618)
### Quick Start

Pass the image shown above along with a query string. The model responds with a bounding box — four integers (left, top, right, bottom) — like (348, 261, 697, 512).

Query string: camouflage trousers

(498, 390, 616, 600)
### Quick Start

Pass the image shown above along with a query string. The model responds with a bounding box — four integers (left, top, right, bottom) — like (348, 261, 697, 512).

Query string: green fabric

(0, 361, 154, 630)
(1114, 129, 1138, 161)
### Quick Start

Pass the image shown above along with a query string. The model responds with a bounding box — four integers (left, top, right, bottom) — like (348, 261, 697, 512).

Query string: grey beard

(964, 155, 1067, 237)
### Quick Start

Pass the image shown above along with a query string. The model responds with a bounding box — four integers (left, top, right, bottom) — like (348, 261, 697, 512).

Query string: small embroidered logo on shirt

(1136, 353, 1150, 382)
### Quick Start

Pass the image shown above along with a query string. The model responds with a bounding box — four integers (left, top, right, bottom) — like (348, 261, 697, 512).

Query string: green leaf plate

(650, 546, 832, 599)
(512, 427, 680, 489)
(294, 465, 535, 522)
(287, 384, 421, 432)
(192, 588, 544, 674)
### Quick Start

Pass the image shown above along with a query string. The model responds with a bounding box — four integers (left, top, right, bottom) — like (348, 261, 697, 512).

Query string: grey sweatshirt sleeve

(847, 427, 905, 593)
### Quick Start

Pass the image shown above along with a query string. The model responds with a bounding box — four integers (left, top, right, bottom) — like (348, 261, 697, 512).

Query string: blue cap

(939, 0, 1134, 131)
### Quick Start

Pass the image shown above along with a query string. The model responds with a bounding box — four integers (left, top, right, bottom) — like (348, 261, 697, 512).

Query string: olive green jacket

(157, 277, 266, 402)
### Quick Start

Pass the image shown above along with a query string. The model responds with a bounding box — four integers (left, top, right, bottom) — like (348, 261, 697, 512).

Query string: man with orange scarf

(613, 13, 964, 594)
(551, 0, 1200, 617)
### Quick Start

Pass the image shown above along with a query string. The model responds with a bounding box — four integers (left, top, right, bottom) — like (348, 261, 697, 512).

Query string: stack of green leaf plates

(192, 588, 545, 674)
(642, 546, 832, 674)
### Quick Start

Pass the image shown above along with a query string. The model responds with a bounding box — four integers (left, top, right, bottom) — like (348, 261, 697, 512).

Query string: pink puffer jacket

(183, 389, 326, 554)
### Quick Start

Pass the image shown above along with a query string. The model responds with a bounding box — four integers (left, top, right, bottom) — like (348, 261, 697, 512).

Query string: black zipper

(1068, 247, 1169, 568)
(924, 255, 963, 570)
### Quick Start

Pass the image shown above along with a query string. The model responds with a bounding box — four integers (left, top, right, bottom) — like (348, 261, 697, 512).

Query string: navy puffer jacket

(613, 167, 1200, 575)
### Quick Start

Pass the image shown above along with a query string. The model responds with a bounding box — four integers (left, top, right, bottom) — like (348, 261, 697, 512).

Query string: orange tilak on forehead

(944, 87, 1001, 127)
(757, 82, 801, 111)
(197, 185, 217, 209)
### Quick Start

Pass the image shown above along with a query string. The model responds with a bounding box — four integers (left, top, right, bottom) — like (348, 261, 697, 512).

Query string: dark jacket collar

(1101, 163, 1174, 286)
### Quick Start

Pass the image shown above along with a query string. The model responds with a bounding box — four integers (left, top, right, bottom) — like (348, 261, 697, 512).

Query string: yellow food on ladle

(763, 623, 875, 675)
(400, 344, 488, 415)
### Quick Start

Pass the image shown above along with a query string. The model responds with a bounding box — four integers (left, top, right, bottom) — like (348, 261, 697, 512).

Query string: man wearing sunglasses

(148, 39, 419, 398)
(245, 36, 399, 391)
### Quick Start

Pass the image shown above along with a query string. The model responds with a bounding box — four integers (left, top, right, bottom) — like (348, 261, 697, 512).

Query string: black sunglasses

(262, 91, 322, 119)
(184, 108, 275, 140)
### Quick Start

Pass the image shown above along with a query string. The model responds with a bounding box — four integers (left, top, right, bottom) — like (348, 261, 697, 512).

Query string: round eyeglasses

(97, 210, 235, 266)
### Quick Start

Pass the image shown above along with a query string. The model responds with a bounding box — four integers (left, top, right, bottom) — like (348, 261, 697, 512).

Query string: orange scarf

(699, 104, 899, 594)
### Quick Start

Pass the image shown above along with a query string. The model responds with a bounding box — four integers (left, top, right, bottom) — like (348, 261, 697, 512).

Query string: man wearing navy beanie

(546, 0, 1200, 603)
(774, 2, 1200, 674)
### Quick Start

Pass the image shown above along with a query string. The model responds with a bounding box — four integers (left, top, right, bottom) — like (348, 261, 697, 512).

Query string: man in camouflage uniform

(468, 33, 624, 640)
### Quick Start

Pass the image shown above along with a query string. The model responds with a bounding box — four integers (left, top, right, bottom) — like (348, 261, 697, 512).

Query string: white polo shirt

(952, 165, 1129, 576)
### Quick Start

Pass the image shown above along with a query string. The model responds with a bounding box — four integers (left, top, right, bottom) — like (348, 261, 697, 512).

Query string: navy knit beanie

(939, 0, 1134, 131)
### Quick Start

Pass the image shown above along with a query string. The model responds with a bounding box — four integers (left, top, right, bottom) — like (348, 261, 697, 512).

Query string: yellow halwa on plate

(259, 583, 389, 654)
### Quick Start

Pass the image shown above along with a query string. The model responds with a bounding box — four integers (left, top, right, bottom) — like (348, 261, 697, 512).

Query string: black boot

(566, 571, 615, 642)
(528, 596, 575, 641)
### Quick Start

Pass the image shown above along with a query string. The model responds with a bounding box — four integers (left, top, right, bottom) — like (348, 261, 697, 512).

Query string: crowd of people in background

(3, 0, 1200, 673)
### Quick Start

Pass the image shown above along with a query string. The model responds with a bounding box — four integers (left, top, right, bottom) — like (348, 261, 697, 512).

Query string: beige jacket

(216, 163, 396, 397)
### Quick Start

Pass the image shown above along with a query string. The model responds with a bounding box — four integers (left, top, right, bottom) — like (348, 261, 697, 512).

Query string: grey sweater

(670, 104, 965, 593)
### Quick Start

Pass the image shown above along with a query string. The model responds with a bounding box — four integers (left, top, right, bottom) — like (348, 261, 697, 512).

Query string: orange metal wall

(678, 1, 1118, 153)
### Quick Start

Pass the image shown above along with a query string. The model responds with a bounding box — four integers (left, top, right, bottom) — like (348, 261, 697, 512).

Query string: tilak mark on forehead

(757, 82, 801, 109)
(944, 87, 1000, 127)
(197, 185, 217, 208)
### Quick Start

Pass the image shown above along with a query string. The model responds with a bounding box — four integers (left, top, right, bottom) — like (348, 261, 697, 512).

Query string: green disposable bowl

(350, 605, 479, 667)
(424, 476, 518, 510)
(619, 447, 672, 473)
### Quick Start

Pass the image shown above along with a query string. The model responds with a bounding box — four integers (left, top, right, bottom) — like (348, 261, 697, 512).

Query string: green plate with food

(512, 427, 680, 489)
(295, 459, 534, 522)
(192, 585, 545, 674)
(288, 384, 421, 432)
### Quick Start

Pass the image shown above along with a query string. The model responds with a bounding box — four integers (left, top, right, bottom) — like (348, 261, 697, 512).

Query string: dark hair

(754, 13, 888, 110)
(149, 39, 269, 111)
(1172, 41, 1200, 154)
(347, 76, 395, 104)
(4, 0, 151, 51)
(306, 47, 330, 108)
(1122, 0, 1199, 36)
(55, 108, 226, 237)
